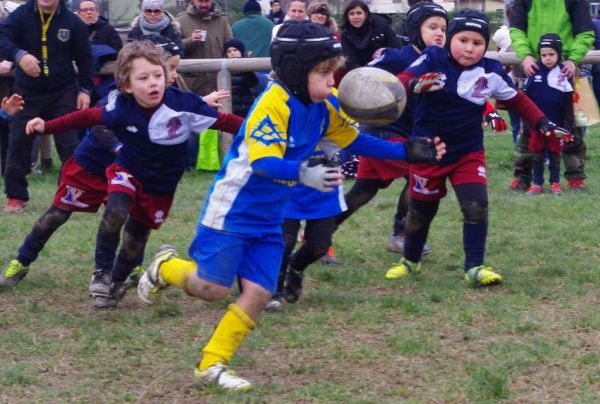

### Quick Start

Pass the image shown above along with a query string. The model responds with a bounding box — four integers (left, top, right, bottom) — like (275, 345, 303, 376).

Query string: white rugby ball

(338, 67, 406, 126)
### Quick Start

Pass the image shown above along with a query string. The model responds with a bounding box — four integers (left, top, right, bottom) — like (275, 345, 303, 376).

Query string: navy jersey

(523, 62, 573, 125)
(73, 128, 119, 177)
(103, 87, 218, 196)
(407, 46, 517, 163)
(366, 45, 421, 138)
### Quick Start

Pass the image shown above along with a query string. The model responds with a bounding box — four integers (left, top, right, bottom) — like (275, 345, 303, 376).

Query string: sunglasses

(144, 9, 163, 15)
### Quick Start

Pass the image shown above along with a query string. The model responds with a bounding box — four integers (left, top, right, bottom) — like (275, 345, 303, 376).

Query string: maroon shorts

(409, 150, 487, 201)
(528, 129, 563, 154)
(105, 163, 174, 230)
(52, 157, 107, 213)
(356, 136, 409, 185)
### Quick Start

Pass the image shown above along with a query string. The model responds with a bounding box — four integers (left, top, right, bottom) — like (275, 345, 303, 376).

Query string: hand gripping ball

(338, 67, 407, 126)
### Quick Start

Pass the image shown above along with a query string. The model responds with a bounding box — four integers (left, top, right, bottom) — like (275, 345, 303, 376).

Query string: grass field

(2, 127, 600, 402)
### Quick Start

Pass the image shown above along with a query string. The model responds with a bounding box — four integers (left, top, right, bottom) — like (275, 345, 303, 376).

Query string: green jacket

(232, 13, 274, 58)
(509, 0, 595, 64)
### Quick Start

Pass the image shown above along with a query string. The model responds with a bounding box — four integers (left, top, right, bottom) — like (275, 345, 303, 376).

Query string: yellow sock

(159, 257, 196, 289)
(199, 303, 256, 371)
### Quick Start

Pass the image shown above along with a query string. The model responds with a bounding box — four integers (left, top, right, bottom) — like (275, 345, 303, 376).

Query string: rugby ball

(338, 67, 406, 126)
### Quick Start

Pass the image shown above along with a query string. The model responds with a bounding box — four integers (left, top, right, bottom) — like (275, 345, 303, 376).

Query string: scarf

(139, 12, 171, 36)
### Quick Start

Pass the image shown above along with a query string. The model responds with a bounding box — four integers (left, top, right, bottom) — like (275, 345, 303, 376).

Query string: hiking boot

(128, 265, 145, 287)
(387, 233, 431, 256)
(93, 278, 131, 309)
(137, 245, 177, 305)
(508, 179, 527, 191)
(194, 362, 252, 391)
(550, 182, 562, 195)
(526, 184, 543, 196)
(568, 178, 585, 191)
(0, 260, 29, 286)
(89, 269, 112, 298)
(385, 257, 421, 280)
(320, 246, 341, 265)
(264, 294, 285, 313)
(4, 198, 26, 213)
(465, 265, 502, 287)
(282, 268, 304, 304)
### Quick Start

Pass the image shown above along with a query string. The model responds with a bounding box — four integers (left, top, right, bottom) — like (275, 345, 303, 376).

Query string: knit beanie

(142, 0, 164, 10)
(243, 0, 262, 14)
(224, 38, 246, 56)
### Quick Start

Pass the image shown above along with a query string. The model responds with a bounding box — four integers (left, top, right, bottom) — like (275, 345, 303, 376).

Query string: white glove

(298, 160, 342, 192)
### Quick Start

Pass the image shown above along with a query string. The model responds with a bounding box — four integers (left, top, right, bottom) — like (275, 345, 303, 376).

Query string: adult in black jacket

(0, 0, 93, 213)
(77, 0, 122, 51)
(340, 0, 402, 70)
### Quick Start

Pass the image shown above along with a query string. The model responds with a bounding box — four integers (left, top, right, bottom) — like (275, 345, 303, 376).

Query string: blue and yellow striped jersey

(198, 82, 359, 234)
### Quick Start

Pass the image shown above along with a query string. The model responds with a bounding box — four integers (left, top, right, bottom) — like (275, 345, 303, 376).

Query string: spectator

(340, 0, 402, 71)
(223, 39, 258, 118)
(509, 0, 595, 190)
(77, 0, 123, 104)
(77, 0, 122, 51)
(307, 0, 338, 38)
(128, 0, 183, 55)
(232, 0, 274, 58)
(0, 0, 93, 213)
(267, 0, 284, 25)
(272, 0, 308, 39)
(177, 0, 232, 96)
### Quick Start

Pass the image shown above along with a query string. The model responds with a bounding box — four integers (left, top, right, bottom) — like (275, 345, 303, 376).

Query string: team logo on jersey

(471, 77, 488, 98)
(166, 117, 182, 138)
(249, 116, 285, 146)
(57, 29, 70, 42)
(154, 210, 165, 224)
(477, 165, 487, 178)
(111, 171, 135, 191)
(533, 74, 542, 82)
(412, 174, 439, 195)
(60, 185, 89, 208)
(126, 125, 138, 133)
(557, 72, 566, 87)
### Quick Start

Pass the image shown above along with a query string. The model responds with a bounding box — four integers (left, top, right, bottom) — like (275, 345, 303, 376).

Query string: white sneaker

(137, 245, 177, 305)
(194, 362, 252, 391)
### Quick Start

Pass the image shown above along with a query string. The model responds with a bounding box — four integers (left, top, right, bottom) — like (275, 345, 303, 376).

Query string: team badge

(412, 174, 439, 195)
(166, 117, 183, 139)
(471, 77, 488, 98)
(126, 125, 138, 133)
(57, 29, 70, 42)
(60, 185, 89, 208)
(154, 210, 165, 224)
(249, 116, 285, 146)
(111, 171, 135, 191)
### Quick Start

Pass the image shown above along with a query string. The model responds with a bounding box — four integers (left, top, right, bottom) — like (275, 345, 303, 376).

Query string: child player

(522, 34, 573, 196)
(18, 41, 242, 309)
(385, 10, 572, 286)
(136, 21, 445, 391)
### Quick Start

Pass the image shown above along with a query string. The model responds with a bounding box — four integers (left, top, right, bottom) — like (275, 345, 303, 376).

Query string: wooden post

(217, 59, 233, 163)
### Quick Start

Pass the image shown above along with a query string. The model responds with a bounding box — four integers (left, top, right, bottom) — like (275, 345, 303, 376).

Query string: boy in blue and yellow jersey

(136, 21, 446, 391)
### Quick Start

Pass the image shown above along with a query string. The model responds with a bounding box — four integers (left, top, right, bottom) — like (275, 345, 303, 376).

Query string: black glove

(536, 116, 574, 142)
(404, 137, 438, 163)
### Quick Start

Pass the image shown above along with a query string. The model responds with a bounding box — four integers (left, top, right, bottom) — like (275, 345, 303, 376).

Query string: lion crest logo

(166, 117, 183, 138)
